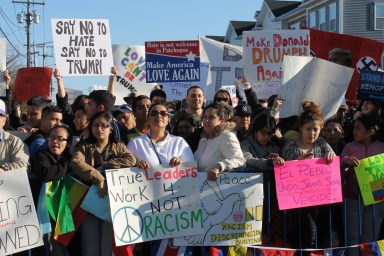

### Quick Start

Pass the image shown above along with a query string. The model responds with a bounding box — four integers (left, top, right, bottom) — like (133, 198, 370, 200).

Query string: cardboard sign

(310, 29, 384, 100)
(278, 56, 354, 120)
(0, 168, 44, 255)
(174, 172, 263, 246)
(0, 37, 6, 96)
(51, 19, 113, 76)
(221, 85, 238, 107)
(358, 70, 384, 103)
(13, 67, 52, 102)
(162, 62, 209, 101)
(145, 40, 200, 83)
(105, 161, 203, 246)
(274, 157, 342, 210)
(112, 45, 155, 104)
(355, 153, 384, 206)
(243, 30, 310, 84)
(199, 37, 243, 101)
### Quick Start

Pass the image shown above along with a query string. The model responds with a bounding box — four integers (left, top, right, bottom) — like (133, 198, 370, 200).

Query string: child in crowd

(322, 119, 345, 155)
(341, 114, 384, 254)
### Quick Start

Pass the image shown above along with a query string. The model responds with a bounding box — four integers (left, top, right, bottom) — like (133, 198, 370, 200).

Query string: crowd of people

(1, 57, 384, 256)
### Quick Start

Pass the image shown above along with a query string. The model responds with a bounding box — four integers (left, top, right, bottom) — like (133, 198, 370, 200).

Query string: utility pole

(14, 0, 45, 67)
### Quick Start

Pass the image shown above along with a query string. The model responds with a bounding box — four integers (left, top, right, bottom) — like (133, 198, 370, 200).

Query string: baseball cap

(113, 104, 132, 118)
(0, 99, 7, 116)
(234, 104, 252, 116)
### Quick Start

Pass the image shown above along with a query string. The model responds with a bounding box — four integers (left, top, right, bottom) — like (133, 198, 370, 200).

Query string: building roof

(205, 35, 225, 42)
(265, 0, 301, 17)
(229, 21, 256, 36)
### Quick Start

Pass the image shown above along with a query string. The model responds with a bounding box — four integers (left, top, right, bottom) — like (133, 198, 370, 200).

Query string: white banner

(199, 37, 243, 101)
(175, 172, 263, 246)
(106, 161, 203, 246)
(112, 45, 155, 105)
(243, 30, 310, 99)
(0, 38, 6, 96)
(0, 168, 43, 255)
(51, 19, 113, 76)
(278, 56, 354, 120)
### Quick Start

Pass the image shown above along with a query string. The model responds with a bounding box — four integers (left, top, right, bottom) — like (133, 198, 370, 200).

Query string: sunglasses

(216, 97, 229, 103)
(149, 110, 168, 117)
(92, 123, 110, 129)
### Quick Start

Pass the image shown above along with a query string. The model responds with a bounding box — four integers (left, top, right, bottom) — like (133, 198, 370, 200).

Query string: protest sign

(358, 70, 384, 103)
(13, 67, 52, 102)
(199, 37, 243, 100)
(112, 45, 155, 104)
(278, 56, 354, 120)
(0, 37, 6, 96)
(243, 30, 310, 91)
(65, 88, 83, 104)
(310, 29, 384, 100)
(162, 62, 209, 101)
(51, 19, 113, 76)
(175, 172, 263, 246)
(355, 153, 384, 206)
(145, 40, 200, 83)
(0, 168, 43, 255)
(274, 157, 342, 210)
(105, 161, 203, 246)
(81, 185, 111, 222)
(220, 85, 238, 107)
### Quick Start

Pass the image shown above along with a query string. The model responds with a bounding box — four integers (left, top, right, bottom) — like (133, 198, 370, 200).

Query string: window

(329, 3, 336, 31)
(375, 3, 384, 30)
(309, 11, 316, 29)
(319, 7, 326, 30)
(290, 22, 300, 30)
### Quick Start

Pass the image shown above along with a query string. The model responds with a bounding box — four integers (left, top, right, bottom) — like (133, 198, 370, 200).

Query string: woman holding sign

(127, 103, 194, 255)
(71, 111, 136, 256)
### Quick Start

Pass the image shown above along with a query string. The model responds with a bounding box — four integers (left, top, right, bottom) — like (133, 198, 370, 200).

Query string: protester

(71, 111, 136, 256)
(194, 103, 245, 180)
(112, 104, 136, 131)
(25, 106, 63, 157)
(31, 125, 73, 256)
(213, 88, 233, 107)
(341, 114, 384, 255)
(150, 89, 167, 104)
(128, 103, 194, 255)
(234, 103, 252, 142)
(173, 114, 197, 139)
(18, 96, 51, 133)
(322, 119, 345, 155)
(0, 99, 29, 172)
(127, 95, 151, 142)
(170, 85, 205, 130)
(73, 104, 89, 142)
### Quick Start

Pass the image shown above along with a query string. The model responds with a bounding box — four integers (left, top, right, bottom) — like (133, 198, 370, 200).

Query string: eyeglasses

(48, 137, 68, 143)
(149, 110, 168, 117)
(216, 97, 229, 103)
(258, 130, 274, 137)
(92, 123, 110, 129)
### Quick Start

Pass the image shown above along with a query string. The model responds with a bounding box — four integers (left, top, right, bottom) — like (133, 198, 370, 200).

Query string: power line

(0, 8, 25, 46)
(0, 26, 26, 58)
(12, 2, 25, 43)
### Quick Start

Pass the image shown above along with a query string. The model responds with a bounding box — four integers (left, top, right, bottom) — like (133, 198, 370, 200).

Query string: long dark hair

(86, 111, 118, 144)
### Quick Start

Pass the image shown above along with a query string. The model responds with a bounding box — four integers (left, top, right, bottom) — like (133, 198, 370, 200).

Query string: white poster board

(174, 172, 263, 246)
(0, 38, 6, 96)
(221, 85, 238, 107)
(199, 37, 243, 101)
(243, 30, 310, 99)
(0, 168, 44, 255)
(112, 45, 155, 104)
(105, 161, 204, 246)
(51, 19, 113, 76)
(278, 56, 354, 120)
